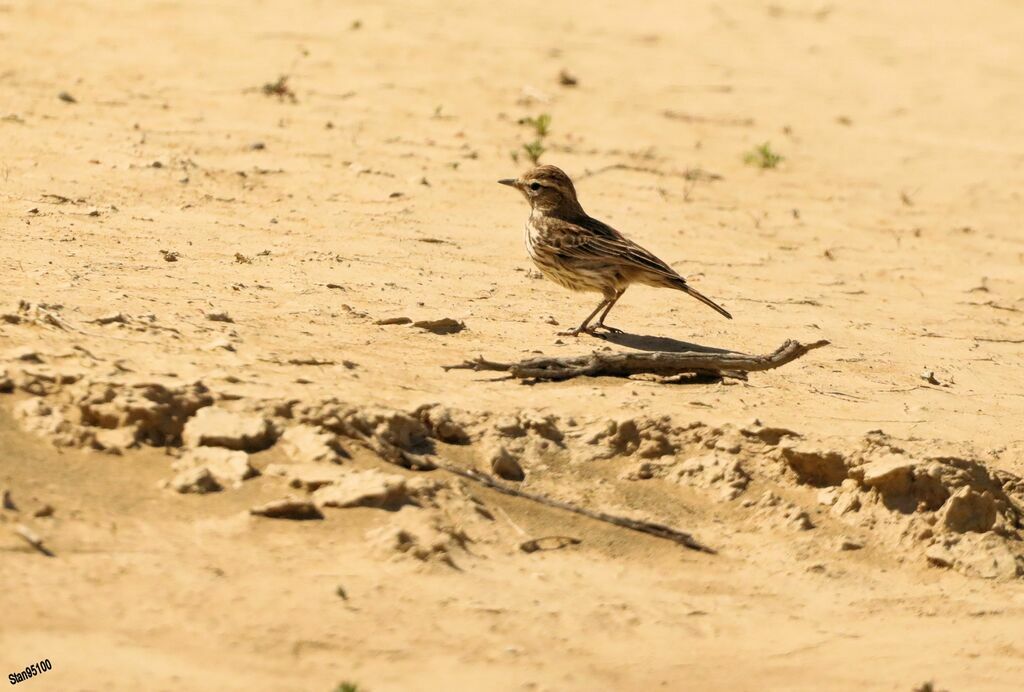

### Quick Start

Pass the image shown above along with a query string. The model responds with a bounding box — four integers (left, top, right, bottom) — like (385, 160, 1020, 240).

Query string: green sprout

(743, 142, 784, 169)
(522, 140, 545, 165)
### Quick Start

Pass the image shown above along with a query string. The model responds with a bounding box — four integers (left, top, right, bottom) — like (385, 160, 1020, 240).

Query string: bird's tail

(674, 279, 732, 319)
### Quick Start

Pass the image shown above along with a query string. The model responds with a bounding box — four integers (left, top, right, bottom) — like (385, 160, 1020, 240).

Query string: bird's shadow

(595, 330, 735, 354)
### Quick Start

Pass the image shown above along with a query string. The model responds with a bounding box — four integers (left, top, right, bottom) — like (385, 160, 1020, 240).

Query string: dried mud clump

(279, 399, 432, 463)
(182, 406, 275, 452)
(82, 381, 215, 446)
(171, 447, 257, 488)
(277, 424, 347, 464)
(312, 469, 418, 510)
(577, 416, 704, 461)
(12, 379, 214, 451)
(250, 497, 324, 521)
(780, 446, 848, 487)
(673, 453, 751, 501)
(415, 403, 479, 444)
(168, 467, 222, 495)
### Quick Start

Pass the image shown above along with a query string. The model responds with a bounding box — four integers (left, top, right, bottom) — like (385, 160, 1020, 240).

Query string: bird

(498, 164, 732, 336)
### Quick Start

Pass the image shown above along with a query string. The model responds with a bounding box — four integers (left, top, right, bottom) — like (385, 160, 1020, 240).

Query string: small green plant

(522, 140, 545, 165)
(743, 142, 783, 169)
(513, 113, 552, 165)
(334, 682, 362, 692)
(520, 113, 551, 137)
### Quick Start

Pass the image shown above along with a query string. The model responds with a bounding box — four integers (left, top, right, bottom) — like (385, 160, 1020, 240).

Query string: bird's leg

(593, 289, 626, 333)
(558, 297, 610, 337)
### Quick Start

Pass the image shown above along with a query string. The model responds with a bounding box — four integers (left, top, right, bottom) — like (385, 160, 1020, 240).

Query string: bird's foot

(593, 324, 623, 335)
(557, 325, 606, 337)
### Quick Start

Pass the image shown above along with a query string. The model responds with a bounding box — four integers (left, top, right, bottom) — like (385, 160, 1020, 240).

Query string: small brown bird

(499, 165, 732, 336)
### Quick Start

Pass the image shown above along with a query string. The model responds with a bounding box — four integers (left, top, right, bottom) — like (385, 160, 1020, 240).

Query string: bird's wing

(546, 217, 685, 282)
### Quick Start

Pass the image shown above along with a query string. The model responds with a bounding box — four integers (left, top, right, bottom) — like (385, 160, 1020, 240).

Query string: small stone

(638, 434, 675, 459)
(174, 447, 257, 487)
(264, 463, 349, 491)
(780, 445, 848, 486)
(278, 425, 343, 464)
(938, 486, 997, 533)
(713, 434, 743, 454)
(831, 491, 861, 516)
(786, 508, 814, 531)
(416, 404, 473, 444)
(817, 488, 839, 506)
(312, 470, 411, 510)
(182, 407, 274, 451)
(951, 533, 1023, 580)
(489, 445, 525, 481)
(94, 427, 138, 454)
(412, 317, 465, 335)
(924, 544, 954, 569)
(622, 461, 657, 481)
(91, 312, 127, 325)
(859, 454, 915, 495)
(837, 538, 863, 551)
(206, 338, 236, 352)
(250, 497, 323, 520)
(719, 486, 744, 501)
(1, 488, 16, 511)
(205, 310, 234, 323)
(169, 467, 222, 494)
(33, 504, 54, 518)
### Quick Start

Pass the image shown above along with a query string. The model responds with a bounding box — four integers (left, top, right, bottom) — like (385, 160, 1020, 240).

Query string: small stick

(494, 506, 529, 536)
(14, 524, 55, 557)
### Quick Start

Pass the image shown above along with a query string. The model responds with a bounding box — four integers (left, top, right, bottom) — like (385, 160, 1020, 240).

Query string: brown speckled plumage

(499, 165, 732, 336)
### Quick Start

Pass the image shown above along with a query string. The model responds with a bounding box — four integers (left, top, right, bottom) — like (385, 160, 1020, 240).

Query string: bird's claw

(556, 325, 621, 338)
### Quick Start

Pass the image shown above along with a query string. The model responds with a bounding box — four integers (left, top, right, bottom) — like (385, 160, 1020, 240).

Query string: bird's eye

(529, 182, 541, 191)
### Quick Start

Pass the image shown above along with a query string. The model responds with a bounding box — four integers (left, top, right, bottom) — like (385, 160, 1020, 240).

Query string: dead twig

(444, 339, 828, 382)
(13, 524, 55, 557)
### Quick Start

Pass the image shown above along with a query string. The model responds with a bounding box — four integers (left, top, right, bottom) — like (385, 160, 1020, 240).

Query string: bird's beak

(497, 178, 519, 188)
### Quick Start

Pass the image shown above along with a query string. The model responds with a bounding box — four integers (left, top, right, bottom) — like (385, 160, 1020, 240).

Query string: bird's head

(498, 165, 583, 216)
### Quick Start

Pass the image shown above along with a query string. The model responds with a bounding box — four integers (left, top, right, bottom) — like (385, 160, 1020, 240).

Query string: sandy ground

(2, 0, 1024, 690)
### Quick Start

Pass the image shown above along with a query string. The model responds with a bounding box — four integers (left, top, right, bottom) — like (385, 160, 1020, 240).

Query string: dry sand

(2, 0, 1024, 690)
